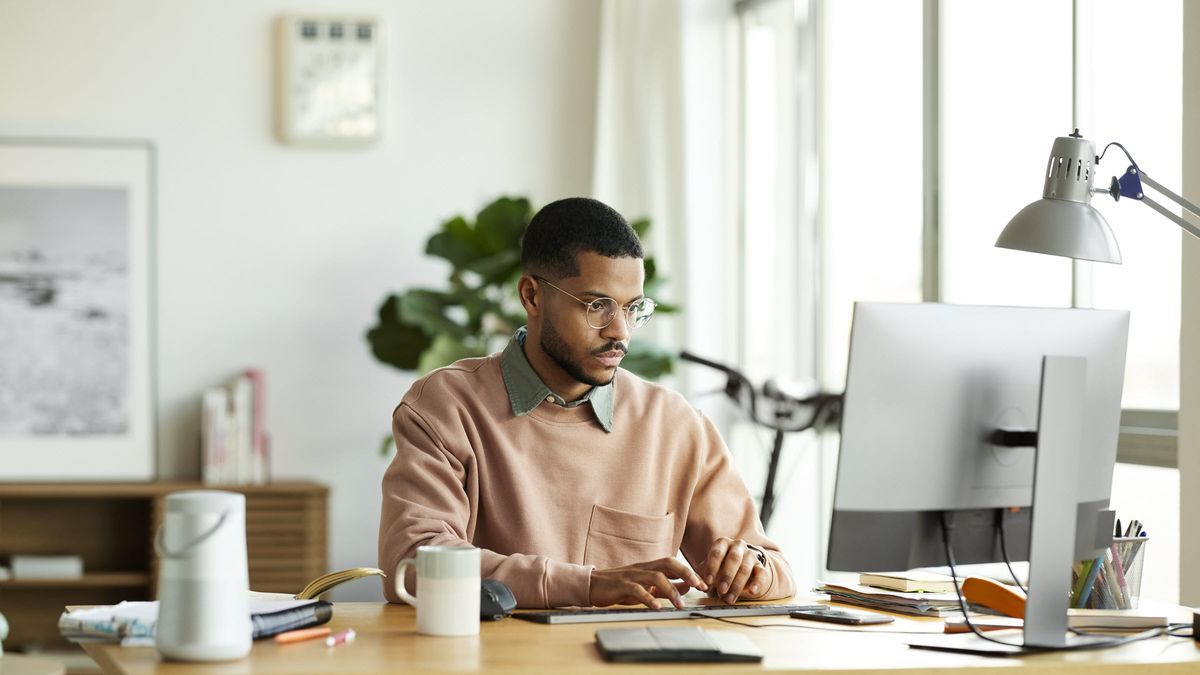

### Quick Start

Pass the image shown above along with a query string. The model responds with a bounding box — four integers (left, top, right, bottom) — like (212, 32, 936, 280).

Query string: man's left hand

(699, 537, 771, 604)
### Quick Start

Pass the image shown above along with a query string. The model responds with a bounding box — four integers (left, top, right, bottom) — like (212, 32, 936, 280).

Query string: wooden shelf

(0, 481, 328, 652)
(0, 572, 151, 588)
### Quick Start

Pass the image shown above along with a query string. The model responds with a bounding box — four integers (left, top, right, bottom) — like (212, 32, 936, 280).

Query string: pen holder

(1069, 536, 1147, 610)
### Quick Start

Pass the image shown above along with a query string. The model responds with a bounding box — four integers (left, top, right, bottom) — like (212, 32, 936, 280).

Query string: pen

(1108, 542, 1131, 609)
(274, 626, 331, 644)
(326, 628, 356, 647)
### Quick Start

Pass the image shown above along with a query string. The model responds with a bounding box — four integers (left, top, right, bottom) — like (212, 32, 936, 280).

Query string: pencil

(274, 626, 332, 644)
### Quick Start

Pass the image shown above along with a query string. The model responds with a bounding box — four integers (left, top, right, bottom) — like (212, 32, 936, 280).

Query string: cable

(691, 613, 938, 635)
(940, 512, 1028, 649)
(995, 509, 1028, 594)
(1166, 623, 1194, 639)
(941, 512, 1168, 652)
(1097, 141, 1141, 172)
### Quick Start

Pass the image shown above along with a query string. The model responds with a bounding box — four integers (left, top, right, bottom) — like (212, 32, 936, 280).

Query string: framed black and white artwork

(0, 140, 155, 480)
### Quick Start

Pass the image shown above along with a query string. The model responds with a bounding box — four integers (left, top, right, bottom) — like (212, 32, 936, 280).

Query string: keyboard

(513, 603, 824, 625)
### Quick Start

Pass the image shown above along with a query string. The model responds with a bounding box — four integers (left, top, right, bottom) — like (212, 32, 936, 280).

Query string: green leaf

(465, 249, 522, 285)
(475, 196, 531, 254)
(630, 217, 651, 240)
(643, 256, 660, 285)
(417, 334, 485, 373)
(621, 343, 675, 380)
(375, 294, 403, 323)
(399, 290, 470, 339)
(366, 319, 433, 371)
(379, 433, 395, 456)
(426, 216, 486, 268)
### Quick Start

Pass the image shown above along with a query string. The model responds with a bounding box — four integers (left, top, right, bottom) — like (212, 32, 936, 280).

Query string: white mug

(394, 545, 480, 636)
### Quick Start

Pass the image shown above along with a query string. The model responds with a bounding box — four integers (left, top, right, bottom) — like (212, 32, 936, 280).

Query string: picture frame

(0, 139, 156, 480)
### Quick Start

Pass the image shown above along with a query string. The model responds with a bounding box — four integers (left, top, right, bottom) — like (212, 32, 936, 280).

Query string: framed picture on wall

(0, 139, 156, 480)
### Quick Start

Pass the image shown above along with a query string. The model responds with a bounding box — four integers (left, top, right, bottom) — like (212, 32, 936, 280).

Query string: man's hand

(589, 557, 709, 609)
(700, 538, 772, 604)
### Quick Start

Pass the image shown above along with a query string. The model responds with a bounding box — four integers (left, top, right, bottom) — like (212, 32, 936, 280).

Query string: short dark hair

(521, 197, 644, 279)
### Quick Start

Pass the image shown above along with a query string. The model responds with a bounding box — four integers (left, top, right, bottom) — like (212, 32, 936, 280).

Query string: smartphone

(789, 608, 894, 625)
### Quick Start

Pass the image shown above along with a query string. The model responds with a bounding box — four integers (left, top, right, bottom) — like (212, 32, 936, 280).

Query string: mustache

(592, 341, 628, 355)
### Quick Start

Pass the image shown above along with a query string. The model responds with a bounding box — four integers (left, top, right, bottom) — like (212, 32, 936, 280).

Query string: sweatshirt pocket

(582, 503, 675, 570)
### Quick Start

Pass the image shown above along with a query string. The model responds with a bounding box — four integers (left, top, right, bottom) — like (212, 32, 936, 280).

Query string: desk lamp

(985, 129, 1196, 648)
(996, 128, 1200, 261)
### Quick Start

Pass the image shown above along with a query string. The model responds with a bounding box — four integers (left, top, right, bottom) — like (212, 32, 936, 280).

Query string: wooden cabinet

(0, 481, 327, 653)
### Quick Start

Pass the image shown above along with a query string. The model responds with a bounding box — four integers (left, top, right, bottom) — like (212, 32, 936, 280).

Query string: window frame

(919, 0, 1179, 468)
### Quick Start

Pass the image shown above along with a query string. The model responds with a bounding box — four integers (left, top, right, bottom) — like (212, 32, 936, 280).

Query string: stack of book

(201, 369, 269, 485)
(817, 572, 967, 618)
(817, 581, 965, 617)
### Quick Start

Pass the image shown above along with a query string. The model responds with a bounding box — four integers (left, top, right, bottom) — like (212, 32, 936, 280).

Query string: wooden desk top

(83, 601, 1200, 674)
(0, 655, 66, 675)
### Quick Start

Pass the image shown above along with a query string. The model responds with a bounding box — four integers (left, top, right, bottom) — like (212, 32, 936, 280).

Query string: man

(379, 197, 795, 609)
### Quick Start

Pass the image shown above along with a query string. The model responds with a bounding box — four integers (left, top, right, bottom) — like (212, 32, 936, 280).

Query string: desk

(0, 655, 65, 675)
(82, 601, 1200, 674)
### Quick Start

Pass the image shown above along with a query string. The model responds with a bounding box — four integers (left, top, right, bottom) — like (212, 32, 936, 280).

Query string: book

(944, 609, 1168, 633)
(200, 368, 270, 486)
(201, 388, 229, 485)
(859, 571, 957, 593)
(247, 567, 387, 601)
(816, 582, 967, 618)
(59, 599, 332, 643)
(296, 567, 386, 600)
(243, 368, 269, 484)
(11, 554, 84, 579)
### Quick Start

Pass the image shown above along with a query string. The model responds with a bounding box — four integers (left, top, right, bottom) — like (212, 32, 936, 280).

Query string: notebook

(595, 627, 763, 663)
(859, 571, 957, 593)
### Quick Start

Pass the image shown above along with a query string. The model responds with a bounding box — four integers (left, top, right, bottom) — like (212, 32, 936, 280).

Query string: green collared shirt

(500, 327, 614, 433)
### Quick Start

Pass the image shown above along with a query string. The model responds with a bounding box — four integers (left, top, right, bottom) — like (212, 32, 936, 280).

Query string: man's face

(538, 251, 645, 387)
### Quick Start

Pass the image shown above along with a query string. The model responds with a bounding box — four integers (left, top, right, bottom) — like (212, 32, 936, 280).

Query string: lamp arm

(1137, 171, 1200, 240)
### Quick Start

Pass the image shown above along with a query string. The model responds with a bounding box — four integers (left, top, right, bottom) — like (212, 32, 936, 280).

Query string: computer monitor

(826, 302, 1129, 648)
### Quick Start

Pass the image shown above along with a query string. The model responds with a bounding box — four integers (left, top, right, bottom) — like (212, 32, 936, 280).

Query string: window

(736, 0, 811, 385)
(812, 0, 1182, 601)
(1087, 0, 1182, 412)
(820, 0, 923, 391)
(940, 0, 1074, 308)
(730, 0, 825, 583)
(821, 0, 1183, 419)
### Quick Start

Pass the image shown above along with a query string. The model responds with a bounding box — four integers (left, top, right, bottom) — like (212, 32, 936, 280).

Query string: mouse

(480, 578, 517, 620)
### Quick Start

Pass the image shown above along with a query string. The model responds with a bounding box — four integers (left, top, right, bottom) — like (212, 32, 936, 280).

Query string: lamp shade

(996, 198, 1121, 264)
(994, 133, 1122, 264)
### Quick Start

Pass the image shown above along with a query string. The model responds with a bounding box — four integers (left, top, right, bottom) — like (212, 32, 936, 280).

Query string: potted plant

(366, 196, 678, 446)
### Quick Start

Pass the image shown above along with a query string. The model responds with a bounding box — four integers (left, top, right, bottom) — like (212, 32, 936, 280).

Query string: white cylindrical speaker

(155, 490, 251, 661)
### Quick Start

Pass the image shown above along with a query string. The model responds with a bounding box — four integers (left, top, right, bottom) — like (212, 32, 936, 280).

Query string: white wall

(1180, 0, 1199, 607)
(0, 0, 600, 599)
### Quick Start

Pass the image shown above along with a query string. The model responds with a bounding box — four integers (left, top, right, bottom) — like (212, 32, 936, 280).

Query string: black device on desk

(514, 603, 823, 624)
(481, 579, 517, 620)
(789, 607, 894, 625)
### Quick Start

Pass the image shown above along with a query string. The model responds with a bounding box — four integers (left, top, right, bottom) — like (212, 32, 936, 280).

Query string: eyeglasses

(533, 276, 657, 330)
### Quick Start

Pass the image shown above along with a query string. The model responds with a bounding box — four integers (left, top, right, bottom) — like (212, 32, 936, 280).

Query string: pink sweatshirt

(378, 352, 795, 608)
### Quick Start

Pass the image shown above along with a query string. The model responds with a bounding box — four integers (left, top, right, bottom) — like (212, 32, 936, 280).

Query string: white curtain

(591, 0, 734, 373)
(591, 0, 688, 353)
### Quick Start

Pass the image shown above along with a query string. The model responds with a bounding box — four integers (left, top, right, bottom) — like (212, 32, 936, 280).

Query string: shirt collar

(500, 327, 614, 433)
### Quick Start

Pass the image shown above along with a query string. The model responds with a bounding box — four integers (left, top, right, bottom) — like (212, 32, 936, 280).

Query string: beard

(540, 317, 616, 388)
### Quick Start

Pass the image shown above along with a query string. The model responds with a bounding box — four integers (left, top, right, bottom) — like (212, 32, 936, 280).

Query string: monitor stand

(1022, 354, 1086, 648)
(910, 355, 1117, 655)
